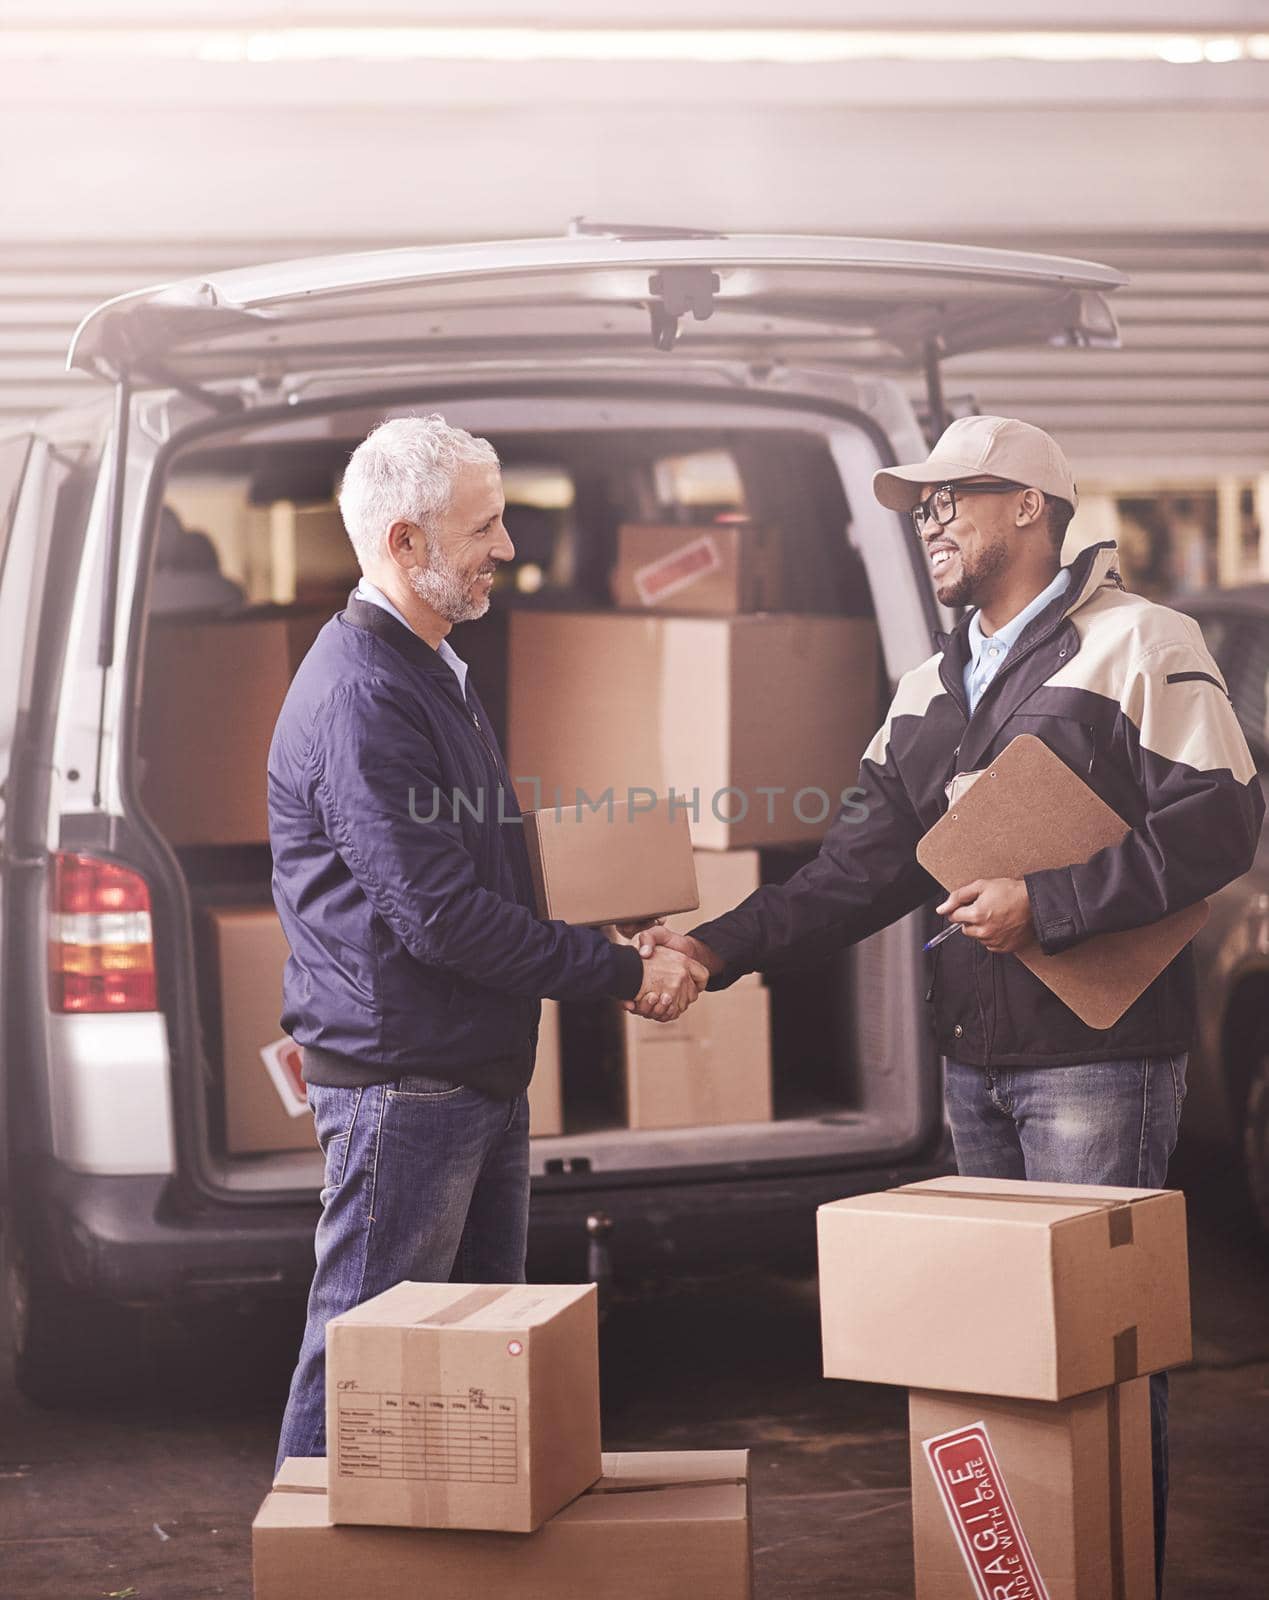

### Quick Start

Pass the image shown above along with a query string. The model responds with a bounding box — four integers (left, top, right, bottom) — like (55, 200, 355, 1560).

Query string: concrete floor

(1, 1168, 1266, 1600)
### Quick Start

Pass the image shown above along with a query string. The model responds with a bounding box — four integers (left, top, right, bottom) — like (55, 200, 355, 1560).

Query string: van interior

(137, 405, 935, 1191)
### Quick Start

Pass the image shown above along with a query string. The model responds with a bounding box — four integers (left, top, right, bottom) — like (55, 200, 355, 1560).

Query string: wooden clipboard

(916, 734, 1208, 1030)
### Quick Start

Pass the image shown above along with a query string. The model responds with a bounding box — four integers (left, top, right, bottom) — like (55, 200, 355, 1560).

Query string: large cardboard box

(529, 1000, 563, 1137)
(522, 798, 699, 926)
(611, 522, 782, 614)
(622, 979, 772, 1130)
(254, 1451, 752, 1600)
(140, 608, 329, 845)
(508, 611, 879, 851)
(911, 1382, 1154, 1600)
(326, 1282, 601, 1532)
(818, 1178, 1191, 1401)
(201, 905, 314, 1156)
(666, 849, 760, 933)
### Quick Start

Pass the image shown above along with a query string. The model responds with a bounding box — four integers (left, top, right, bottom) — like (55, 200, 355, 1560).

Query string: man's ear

(386, 519, 420, 568)
(1018, 488, 1046, 528)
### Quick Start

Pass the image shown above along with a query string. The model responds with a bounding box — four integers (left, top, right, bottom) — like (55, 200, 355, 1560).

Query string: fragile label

(923, 1422, 1049, 1600)
(633, 534, 722, 606)
(260, 1036, 310, 1118)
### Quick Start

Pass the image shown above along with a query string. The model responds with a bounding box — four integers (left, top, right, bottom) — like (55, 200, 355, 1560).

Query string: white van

(0, 227, 1123, 1400)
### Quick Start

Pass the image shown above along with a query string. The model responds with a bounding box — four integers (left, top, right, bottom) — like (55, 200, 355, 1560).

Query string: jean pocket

(309, 1085, 364, 1194)
(389, 1072, 471, 1100)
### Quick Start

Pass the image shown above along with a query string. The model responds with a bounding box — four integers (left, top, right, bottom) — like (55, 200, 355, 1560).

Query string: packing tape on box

(272, 1472, 747, 1503)
(900, 1186, 1145, 1382)
(588, 1476, 748, 1497)
(899, 1184, 1146, 1245)
(1107, 1385, 1126, 1600)
(412, 1287, 512, 1328)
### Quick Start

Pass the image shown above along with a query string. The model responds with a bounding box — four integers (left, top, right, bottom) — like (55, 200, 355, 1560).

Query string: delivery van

(0, 226, 1126, 1401)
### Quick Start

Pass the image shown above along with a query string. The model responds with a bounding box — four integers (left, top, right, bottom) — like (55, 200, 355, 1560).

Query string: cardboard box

(326, 1282, 601, 1532)
(508, 611, 878, 850)
(612, 523, 782, 614)
(522, 798, 699, 927)
(818, 1177, 1191, 1401)
(911, 1382, 1154, 1600)
(528, 1000, 563, 1137)
(666, 849, 760, 933)
(254, 1451, 752, 1600)
(201, 905, 314, 1156)
(622, 979, 772, 1130)
(140, 608, 329, 845)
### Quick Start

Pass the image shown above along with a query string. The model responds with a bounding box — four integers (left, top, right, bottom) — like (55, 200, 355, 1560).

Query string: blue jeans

(944, 1054, 1187, 1600)
(275, 1074, 530, 1472)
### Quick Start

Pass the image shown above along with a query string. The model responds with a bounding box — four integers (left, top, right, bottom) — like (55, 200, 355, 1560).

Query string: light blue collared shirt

(355, 577, 469, 703)
(963, 567, 1071, 713)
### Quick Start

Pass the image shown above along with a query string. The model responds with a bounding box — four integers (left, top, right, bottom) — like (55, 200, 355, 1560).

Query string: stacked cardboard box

(253, 1281, 752, 1597)
(200, 905, 313, 1156)
(620, 850, 772, 1130)
(817, 1176, 1192, 1600)
(611, 522, 783, 615)
(508, 610, 878, 851)
(255, 1450, 752, 1600)
(140, 607, 329, 846)
(528, 1000, 563, 1137)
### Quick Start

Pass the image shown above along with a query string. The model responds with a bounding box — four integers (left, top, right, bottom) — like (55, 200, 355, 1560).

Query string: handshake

(614, 919, 724, 1024)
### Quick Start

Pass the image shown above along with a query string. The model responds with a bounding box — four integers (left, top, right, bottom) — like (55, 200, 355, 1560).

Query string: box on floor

(508, 611, 879, 851)
(818, 1177, 1191, 1401)
(326, 1282, 600, 1532)
(254, 1451, 752, 1600)
(911, 1381, 1154, 1600)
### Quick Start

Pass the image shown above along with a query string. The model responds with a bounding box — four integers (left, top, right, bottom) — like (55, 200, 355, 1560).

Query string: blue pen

(923, 922, 965, 953)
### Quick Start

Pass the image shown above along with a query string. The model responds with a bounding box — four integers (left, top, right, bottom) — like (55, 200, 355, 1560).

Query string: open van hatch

(69, 233, 1123, 391)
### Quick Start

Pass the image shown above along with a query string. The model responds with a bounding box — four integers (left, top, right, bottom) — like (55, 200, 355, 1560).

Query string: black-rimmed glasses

(911, 480, 1029, 538)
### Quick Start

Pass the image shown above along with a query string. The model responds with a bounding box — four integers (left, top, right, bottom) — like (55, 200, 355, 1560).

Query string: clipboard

(916, 734, 1208, 1030)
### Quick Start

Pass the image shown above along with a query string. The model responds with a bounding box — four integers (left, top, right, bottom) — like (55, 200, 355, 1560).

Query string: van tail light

(48, 852, 157, 1013)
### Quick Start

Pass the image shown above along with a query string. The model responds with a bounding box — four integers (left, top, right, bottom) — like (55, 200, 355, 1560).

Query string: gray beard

(408, 536, 492, 624)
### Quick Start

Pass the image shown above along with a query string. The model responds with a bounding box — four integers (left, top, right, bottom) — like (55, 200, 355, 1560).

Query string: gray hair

(338, 414, 499, 571)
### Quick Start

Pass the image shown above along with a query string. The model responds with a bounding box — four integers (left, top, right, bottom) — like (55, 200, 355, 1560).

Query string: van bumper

(20, 1147, 952, 1302)
(18, 1161, 319, 1301)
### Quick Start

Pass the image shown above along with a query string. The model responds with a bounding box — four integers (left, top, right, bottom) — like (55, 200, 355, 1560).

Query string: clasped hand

(612, 922, 724, 1023)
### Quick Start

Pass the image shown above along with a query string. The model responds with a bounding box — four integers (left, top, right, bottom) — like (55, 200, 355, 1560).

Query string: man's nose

(494, 522, 516, 562)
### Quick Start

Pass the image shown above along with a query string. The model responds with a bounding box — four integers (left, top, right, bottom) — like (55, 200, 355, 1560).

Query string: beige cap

(873, 415, 1078, 514)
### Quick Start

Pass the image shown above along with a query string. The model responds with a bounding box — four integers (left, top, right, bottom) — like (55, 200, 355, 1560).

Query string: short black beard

(937, 533, 1010, 609)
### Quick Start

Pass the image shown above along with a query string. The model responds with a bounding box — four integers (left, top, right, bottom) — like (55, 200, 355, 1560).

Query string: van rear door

(67, 234, 1124, 396)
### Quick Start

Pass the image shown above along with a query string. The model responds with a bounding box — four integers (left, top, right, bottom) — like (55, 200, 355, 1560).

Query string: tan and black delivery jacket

(693, 541, 1265, 1067)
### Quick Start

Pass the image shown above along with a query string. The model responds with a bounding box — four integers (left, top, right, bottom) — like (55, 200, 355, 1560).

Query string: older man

(269, 414, 705, 1467)
(635, 415, 1264, 1592)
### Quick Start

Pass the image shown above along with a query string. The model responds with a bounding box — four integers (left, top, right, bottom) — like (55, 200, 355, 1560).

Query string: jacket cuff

(687, 921, 753, 992)
(607, 942, 645, 1002)
(1024, 867, 1084, 956)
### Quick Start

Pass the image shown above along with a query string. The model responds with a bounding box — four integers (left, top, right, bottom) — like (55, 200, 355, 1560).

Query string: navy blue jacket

(268, 596, 643, 1095)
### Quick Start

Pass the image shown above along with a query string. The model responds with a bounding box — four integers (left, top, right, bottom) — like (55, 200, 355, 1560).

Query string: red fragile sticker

(633, 534, 722, 606)
(260, 1036, 311, 1117)
(922, 1422, 1050, 1600)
